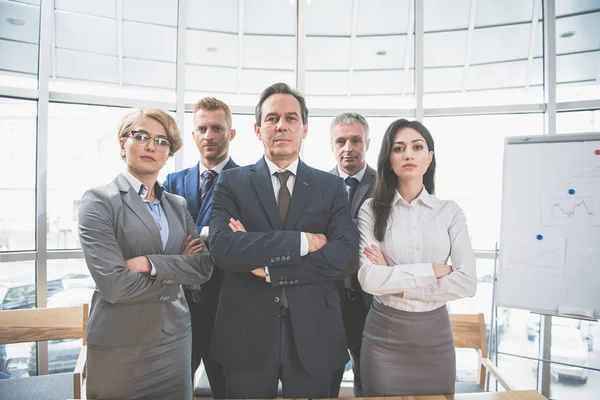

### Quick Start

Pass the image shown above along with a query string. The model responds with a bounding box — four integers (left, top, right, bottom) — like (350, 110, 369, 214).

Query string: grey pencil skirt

(86, 326, 192, 400)
(360, 300, 456, 396)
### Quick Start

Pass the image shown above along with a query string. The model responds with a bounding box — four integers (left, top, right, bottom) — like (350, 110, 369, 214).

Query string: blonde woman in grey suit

(78, 108, 213, 400)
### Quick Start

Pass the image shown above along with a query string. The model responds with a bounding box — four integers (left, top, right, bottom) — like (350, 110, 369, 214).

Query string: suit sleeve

(267, 178, 359, 286)
(163, 173, 173, 193)
(79, 190, 211, 305)
(208, 172, 302, 272)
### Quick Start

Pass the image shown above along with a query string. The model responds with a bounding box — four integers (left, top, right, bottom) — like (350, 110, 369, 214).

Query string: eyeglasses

(126, 130, 171, 152)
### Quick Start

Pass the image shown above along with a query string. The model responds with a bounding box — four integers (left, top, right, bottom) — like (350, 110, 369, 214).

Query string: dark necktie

(275, 170, 292, 309)
(200, 170, 217, 203)
(345, 176, 359, 205)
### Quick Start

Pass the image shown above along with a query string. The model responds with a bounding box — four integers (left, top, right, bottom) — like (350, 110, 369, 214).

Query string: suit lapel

(352, 166, 376, 217)
(117, 175, 163, 250)
(251, 158, 281, 230)
(185, 163, 201, 223)
(285, 160, 311, 230)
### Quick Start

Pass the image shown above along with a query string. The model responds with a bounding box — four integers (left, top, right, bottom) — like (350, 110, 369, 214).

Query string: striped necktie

(200, 170, 217, 202)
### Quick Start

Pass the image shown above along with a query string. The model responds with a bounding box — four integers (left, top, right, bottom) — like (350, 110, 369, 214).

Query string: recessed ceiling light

(560, 31, 576, 38)
(206, 46, 218, 53)
(6, 18, 25, 26)
(376, 50, 387, 56)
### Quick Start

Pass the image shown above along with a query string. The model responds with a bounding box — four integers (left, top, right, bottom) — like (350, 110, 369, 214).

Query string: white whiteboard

(498, 133, 600, 319)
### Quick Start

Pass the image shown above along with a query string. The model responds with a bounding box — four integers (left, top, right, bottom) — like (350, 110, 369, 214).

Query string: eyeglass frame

(124, 130, 172, 152)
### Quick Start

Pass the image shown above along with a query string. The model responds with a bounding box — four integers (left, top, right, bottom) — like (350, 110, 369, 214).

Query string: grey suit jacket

(78, 173, 213, 347)
(329, 165, 376, 220)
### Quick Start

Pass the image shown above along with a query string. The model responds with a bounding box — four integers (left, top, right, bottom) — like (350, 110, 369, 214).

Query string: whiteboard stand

(488, 242, 499, 392)
(540, 315, 552, 398)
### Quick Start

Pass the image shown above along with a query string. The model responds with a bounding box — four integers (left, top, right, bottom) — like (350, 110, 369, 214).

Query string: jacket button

(286, 256, 291, 261)
(284, 280, 289, 285)
(273, 296, 280, 303)
(271, 258, 275, 262)
(294, 279, 299, 284)
(159, 295, 170, 301)
(278, 280, 284, 285)
(276, 257, 281, 262)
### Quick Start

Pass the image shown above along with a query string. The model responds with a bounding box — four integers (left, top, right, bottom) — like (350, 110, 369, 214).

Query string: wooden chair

(450, 313, 517, 393)
(0, 304, 88, 400)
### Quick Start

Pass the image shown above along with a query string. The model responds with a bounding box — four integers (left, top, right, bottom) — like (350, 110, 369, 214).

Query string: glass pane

(550, 316, 598, 368)
(424, 0, 544, 107)
(50, 0, 177, 102)
(0, 0, 40, 89)
(422, 114, 544, 250)
(182, 112, 262, 170)
(557, 110, 600, 134)
(0, 98, 36, 252)
(47, 103, 176, 250)
(549, 363, 598, 399)
(46, 259, 93, 375)
(555, 3, 600, 102)
(496, 353, 539, 391)
(1, 341, 36, 379)
(185, 0, 296, 106)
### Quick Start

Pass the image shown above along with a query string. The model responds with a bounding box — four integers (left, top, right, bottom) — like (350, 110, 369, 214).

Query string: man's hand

(433, 263, 452, 278)
(125, 256, 151, 274)
(251, 268, 268, 278)
(229, 218, 247, 233)
(183, 235, 205, 254)
(306, 233, 327, 253)
(364, 244, 388, 266)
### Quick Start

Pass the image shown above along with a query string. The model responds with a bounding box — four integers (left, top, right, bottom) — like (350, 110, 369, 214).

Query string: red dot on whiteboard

(595, 149, 600, 155)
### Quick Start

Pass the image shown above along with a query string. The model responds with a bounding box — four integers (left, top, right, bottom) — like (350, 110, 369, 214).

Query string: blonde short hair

(117, 108, 183, 159)
(193, 97, 233, 130)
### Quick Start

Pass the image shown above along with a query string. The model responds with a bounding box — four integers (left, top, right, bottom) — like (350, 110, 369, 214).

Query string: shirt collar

(391, 186, 434, 208)
(265, 157, 299, 177)
(199, 156, 230, 175)
(337, 164, 367, 182)
(122, 170, 163, 201)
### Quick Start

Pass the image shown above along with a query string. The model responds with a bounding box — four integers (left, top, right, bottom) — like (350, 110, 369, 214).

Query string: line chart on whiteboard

(551, 197, 594, 219)
(508, 236, 566, 272)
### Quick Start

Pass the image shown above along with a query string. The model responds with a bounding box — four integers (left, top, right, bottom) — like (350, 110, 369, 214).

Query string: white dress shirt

(337, 164, 367, 184)
(198, 156, 230, 239)
(357, 188, 477, 312)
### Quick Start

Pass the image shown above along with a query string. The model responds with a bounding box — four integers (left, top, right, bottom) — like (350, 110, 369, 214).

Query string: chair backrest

(450, 313, 488, 389)
(0, 304, 88, 345)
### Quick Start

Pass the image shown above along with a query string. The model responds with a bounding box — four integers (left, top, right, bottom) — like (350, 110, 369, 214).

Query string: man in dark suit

(208, 83, 359, 399)
(163, 97, 238, 399)
(328, 112, 376, 397)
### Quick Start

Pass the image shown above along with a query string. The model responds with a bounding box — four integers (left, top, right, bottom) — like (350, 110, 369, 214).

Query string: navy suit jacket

(163, 158, 239, 234)
(208, 157, 359, 376)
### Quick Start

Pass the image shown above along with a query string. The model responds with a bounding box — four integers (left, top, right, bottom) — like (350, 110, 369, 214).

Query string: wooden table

(338, 390, 547, 400)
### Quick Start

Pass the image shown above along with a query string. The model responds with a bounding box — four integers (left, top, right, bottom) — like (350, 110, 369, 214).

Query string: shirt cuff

(200, 225, 209, 241)
(300, 232, 308, 257)
(148, 258, 157, 277)
(265, 266, 271, 283)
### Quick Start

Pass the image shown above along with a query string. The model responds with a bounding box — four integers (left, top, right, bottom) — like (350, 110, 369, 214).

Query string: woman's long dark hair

(372, 119, 436, 241)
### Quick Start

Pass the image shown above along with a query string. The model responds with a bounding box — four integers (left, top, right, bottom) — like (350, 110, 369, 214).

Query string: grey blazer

(329, 165, 376, 220)
(78, 173, 213, 347)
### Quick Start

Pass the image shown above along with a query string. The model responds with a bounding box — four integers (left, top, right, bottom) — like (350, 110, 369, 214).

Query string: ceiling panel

(557, 52, 599, 82)
(351, 69, 407, 95)
(475, 0, 537, 27)
(466, 60, 528, 90)
(55, 0, 116, 18)
(0, 1, 40, 43)
(186, 30, 238, 67)
(306, 71, 348, 95)
(556, 0, 600, 16)
(244, 0, 295, 35)
(186, 64, 237, 93)
(307, 0, 352, 36)
(122, 21, 177, 62)
(123, 0, 177, 27)
(424, 0, 470, 32)
(239, 69, 295, 94)
(0, 39, 37, 74)
(354, 35, 408, 70)
(55, 10, 117, 55)
(357, 0, 410, 35)
(186, 0, 238, 33)
(123, 58, 175, 89)
(242, 35, 295, 70)
(56, 48, 118, 83)
(9, 0, 40, 5)
(556, 12, 600, 54)
(424, 67, 463, 93)
(306, 37, 350, 70)
(424, 31, 467, 67)
(470, 24, 535, 64)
